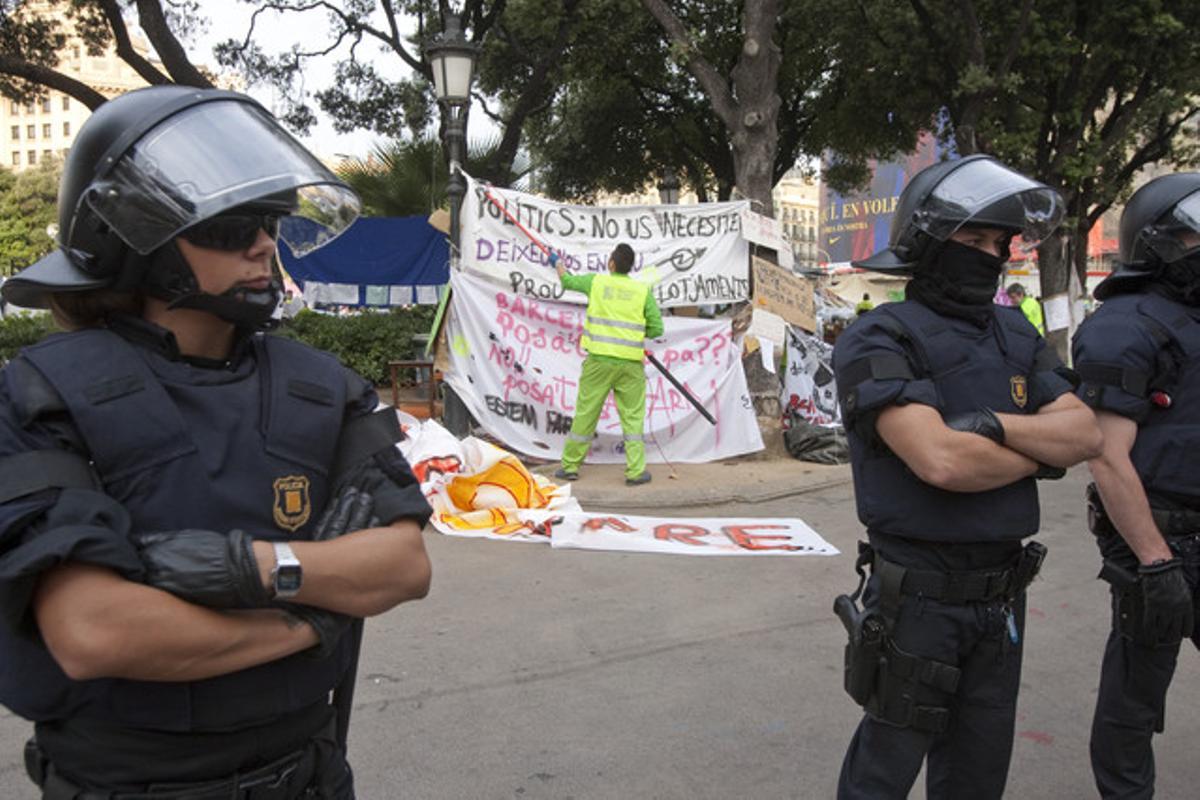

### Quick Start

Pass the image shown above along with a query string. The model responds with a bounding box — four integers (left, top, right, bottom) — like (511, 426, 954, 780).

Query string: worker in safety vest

(1006, 283, 1046, 335)
(553, 243, 664, 485)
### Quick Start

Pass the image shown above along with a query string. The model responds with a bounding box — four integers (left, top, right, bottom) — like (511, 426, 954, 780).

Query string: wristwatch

(270, 542, 303, 599)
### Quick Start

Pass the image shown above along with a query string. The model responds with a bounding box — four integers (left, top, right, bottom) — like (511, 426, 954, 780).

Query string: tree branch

(0, 55, 108, 109)
(133, 0, 212, 86)
(640, 0, 739, 132)
(95, 0, 171, 86)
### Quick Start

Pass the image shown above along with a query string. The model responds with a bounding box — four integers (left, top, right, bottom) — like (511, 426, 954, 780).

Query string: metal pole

(441, 104, 473, 437)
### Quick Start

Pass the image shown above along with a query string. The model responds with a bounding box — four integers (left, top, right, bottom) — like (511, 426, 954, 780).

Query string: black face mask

(906, 239, 1006, 325)
(1156, 254, 1200, 306)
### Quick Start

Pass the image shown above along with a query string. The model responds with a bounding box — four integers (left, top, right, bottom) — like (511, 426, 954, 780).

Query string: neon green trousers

(561, 355, 646, 479)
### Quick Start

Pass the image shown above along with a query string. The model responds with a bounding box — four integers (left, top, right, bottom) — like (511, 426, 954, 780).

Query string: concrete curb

(531, 460, 854, 512)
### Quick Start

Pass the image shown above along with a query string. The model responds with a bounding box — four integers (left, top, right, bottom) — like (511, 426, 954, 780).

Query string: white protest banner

(461, 174, 750, 308)
(427, 507, 836, 556)
(783, 326, 841, 427)
(442, 271, 764, 463)
(550, 512, 837, 556)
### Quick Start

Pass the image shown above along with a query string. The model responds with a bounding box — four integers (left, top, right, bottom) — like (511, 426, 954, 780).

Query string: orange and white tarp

(397, 413, 837, 556)
(397, 412, 580, 542)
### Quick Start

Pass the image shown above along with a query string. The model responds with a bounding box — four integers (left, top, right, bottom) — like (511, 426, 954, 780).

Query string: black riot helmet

(1094, 172, 1200, 300)
(2, 85, 359, 327)
(854, 155, 1064, 273)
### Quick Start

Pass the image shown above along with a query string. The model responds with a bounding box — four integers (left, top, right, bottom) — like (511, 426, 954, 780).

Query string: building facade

(772, 168, 821, 270)
(1, 4, 156, 172)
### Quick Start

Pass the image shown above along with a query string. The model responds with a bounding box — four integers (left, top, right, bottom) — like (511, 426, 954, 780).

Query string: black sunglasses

(181, 213, 281, 251)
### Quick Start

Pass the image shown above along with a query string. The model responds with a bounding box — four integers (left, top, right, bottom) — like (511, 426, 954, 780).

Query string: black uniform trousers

(837, 572, 1026, 800)
(1090, 533, 1200, 800)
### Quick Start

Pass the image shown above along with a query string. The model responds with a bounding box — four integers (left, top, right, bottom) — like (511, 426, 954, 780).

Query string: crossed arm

(876, 392, 1102, 493)
(34, 521, 430, 682)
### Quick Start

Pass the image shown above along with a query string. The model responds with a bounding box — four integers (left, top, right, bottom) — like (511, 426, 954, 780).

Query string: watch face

(275, 565, 302, 594)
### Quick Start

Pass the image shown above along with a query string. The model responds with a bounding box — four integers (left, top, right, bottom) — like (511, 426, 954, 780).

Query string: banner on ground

(461, 174, 750, 308)
(397, 416, 836, 556)
(442, 271, 764, 463)
(783, 326, 841, 427)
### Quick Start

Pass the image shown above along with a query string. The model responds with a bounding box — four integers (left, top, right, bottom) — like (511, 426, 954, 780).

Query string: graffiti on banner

(461, 174, 750, 308)
(427, 506, 836, 556)
(551, 512, 837, 556)
(442, 271, 763, 463)
(783, 326, 841, 427)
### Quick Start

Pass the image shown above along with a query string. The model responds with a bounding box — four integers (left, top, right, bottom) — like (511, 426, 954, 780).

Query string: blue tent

(279, 216, 449, 306)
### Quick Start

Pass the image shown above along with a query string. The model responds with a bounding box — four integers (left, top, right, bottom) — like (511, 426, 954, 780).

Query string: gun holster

(1098, 557, 1151, 644)
(834, 591, 886, 706)
(833, 542, 883, 705)
(832, 542, 960, 733)
(1086, 482, 1118, 539)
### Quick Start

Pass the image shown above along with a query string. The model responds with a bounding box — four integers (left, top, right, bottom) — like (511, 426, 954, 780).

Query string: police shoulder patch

(1010, 375, 1028, 409)
(273, 475, 312, 532)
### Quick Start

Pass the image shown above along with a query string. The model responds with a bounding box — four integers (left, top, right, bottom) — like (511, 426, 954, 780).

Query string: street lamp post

(425, 13, 480, 437)
(424, 13, 479, 260)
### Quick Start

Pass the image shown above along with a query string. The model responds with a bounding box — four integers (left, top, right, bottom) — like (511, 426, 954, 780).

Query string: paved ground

(3, 461, 1199, 798)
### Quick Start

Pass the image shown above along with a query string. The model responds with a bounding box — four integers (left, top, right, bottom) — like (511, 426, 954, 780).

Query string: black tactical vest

(1123, 293, 1200, 504)
(851, 303, 1042, 543)
(14, 329, 355, 731)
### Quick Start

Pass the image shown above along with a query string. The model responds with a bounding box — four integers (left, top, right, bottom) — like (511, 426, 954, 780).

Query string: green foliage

(337, 137, 448, 218)
(0, 159, 60, 277)
(337, 134, 530, 217)
(0, 311, 59, 363)
(819, 0, 1200, 297)
(274, 307, 436, 385)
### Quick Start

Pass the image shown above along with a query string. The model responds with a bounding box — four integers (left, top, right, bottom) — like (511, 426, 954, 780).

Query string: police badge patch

(273, 475, 311, 531)
(1010, 376, 1028, 409)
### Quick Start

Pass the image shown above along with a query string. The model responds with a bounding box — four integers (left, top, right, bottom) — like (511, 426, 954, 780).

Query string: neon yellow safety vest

(582, 274, 649, 361)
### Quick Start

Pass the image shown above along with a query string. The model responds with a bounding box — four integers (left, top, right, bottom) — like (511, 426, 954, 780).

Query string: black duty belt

(873, 553, 1017, 604)
(27, 738, 317, 800)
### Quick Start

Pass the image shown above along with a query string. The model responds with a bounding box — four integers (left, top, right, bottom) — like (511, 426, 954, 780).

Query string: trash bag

(784, 414, 849, 464)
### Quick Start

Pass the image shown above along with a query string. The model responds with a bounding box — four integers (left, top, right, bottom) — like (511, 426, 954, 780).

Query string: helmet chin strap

(142, 242, 281, 331)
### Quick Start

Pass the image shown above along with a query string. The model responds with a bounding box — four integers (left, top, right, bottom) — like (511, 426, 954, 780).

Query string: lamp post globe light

(424, 13, 479, 259)
(658, 169, 680, 205)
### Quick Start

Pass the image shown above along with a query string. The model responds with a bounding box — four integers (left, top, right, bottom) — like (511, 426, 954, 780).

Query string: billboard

(819, 132, 953, 266)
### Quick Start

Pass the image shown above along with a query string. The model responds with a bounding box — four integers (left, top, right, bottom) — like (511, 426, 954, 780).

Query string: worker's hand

(942, 408, 1005, 444)
(279, 603, 353, 658)
(1139, 558, 1194, 644)
(133, 528, 272, 608)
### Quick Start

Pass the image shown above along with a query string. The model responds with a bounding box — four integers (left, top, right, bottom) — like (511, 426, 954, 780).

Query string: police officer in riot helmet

(831, 154, 1102, 799)
(0, 86, 432, 798)
(1073, 172, 1200, 799)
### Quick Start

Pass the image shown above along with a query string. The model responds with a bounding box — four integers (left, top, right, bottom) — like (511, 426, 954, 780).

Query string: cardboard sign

(751, 256, 816, 332)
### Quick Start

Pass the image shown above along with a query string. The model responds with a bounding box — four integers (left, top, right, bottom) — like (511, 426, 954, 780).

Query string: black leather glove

(312, 486, 376, 542)
(1139, 557, 1195, 644)
(280, 602, 352, 659)
(133, 528, 271, 608)
(1033, 463, 1067, 480)
(943, 408, 1005, 444)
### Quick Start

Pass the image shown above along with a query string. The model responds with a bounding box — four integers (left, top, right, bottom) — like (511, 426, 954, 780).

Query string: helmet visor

(81, 100, 359, 256)
(913, 158, 1064, 251)
(1143, 189, 1200, 263)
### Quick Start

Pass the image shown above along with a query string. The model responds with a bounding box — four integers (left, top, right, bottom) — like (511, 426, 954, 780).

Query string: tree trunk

(641, 0, 781, 216)
(728, 0, 781, 217)
(1036, 230, 1074, 363)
